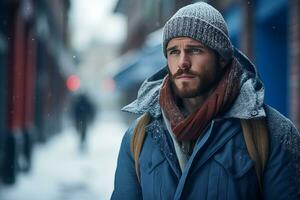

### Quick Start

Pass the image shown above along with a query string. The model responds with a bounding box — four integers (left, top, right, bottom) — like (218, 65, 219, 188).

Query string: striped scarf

(159, 58, 242, 141)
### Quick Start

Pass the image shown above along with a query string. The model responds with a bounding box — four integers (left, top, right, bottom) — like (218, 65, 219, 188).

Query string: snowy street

(0, 110, 127, 200)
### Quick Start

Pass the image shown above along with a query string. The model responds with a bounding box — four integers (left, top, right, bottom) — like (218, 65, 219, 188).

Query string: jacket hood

(122, 47, 266, 119)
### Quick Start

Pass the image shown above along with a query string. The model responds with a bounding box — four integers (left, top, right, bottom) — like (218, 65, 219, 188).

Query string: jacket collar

(122, 47, 266, 119)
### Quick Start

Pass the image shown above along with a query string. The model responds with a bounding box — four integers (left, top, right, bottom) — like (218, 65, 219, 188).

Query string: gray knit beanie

(163, 2, 233, 61)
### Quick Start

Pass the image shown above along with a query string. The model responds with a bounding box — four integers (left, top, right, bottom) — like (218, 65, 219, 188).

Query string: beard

(168, 66, 223, 99)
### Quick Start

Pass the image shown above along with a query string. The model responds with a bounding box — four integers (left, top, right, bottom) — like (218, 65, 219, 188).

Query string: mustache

(170, 68, 199, 79)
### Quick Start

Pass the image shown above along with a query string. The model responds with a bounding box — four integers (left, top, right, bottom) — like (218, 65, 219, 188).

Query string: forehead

(167, 37, 203, 48)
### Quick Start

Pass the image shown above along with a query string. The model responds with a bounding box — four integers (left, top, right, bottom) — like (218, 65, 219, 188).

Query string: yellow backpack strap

(240, 118, 269, 191)
(130, 113, 151, 182)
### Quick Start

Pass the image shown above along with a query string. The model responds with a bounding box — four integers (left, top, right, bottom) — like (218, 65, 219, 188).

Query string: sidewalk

(0, 110, 127, 200)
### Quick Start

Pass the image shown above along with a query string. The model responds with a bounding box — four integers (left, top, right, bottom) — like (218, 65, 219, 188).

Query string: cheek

(192, 57, 217, 74)
(167, 58, 178, 74)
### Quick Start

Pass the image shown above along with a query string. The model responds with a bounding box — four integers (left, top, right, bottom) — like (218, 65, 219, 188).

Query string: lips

(176, 74, 195, 79)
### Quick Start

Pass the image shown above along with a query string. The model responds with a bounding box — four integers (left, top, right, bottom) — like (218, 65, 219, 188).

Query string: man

(71, 93, 96, 151)
(112, 2, 300, 200)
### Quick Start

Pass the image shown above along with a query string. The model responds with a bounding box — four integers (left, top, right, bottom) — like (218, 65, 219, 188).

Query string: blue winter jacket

(111, 48, 300, 200)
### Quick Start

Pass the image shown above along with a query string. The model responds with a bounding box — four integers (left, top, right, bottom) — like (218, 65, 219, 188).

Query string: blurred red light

(103, 78, 116, 91)
(66, 75, 80, 92)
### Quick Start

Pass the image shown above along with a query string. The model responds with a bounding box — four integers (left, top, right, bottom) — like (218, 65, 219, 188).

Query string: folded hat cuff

(163, 16, 233, 61)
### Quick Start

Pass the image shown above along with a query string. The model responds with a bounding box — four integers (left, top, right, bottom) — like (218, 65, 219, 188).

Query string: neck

(181, 87, 217, 114)
(182, 96, 206, 114)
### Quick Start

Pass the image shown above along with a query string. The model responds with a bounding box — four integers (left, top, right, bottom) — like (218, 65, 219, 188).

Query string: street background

(0, 109, 127, 200)
(0, 0, 299, 199)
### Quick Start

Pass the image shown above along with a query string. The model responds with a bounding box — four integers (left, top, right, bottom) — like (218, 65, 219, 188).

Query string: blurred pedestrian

(71, 93, 96, 152)
(112, 2, 300, 200)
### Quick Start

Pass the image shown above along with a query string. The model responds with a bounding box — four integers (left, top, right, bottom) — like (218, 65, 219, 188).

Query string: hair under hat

(163, 2, 233, 61)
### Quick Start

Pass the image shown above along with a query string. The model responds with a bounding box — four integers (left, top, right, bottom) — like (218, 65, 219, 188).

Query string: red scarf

(159, 58, 241, 141)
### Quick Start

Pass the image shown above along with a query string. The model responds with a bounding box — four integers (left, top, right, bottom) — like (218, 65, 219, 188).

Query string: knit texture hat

(163, 2, 233, 61)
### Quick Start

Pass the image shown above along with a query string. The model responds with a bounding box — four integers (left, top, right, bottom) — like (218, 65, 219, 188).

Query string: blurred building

(112, 0, 300, 130)
(0, 0, 75, 184)
(112, 0, 192, 120)
(114, 0, 194, 53)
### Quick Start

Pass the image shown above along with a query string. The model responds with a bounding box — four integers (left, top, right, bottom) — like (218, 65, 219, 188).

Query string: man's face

(166, 37, 223, 98)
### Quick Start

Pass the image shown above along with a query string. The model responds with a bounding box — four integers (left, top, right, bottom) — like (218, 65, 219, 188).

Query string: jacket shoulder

(264, 105, 299, 139)
(111, 117, 143, 200)
(264, 105, 300, 195)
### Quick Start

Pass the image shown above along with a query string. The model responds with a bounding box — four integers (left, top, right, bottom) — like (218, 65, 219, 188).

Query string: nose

(178, 52, 191, 70)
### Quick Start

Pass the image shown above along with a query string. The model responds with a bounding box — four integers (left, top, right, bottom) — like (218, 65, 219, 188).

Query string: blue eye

(189, 48, 203, 54)
(169, 50, 180, 55)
